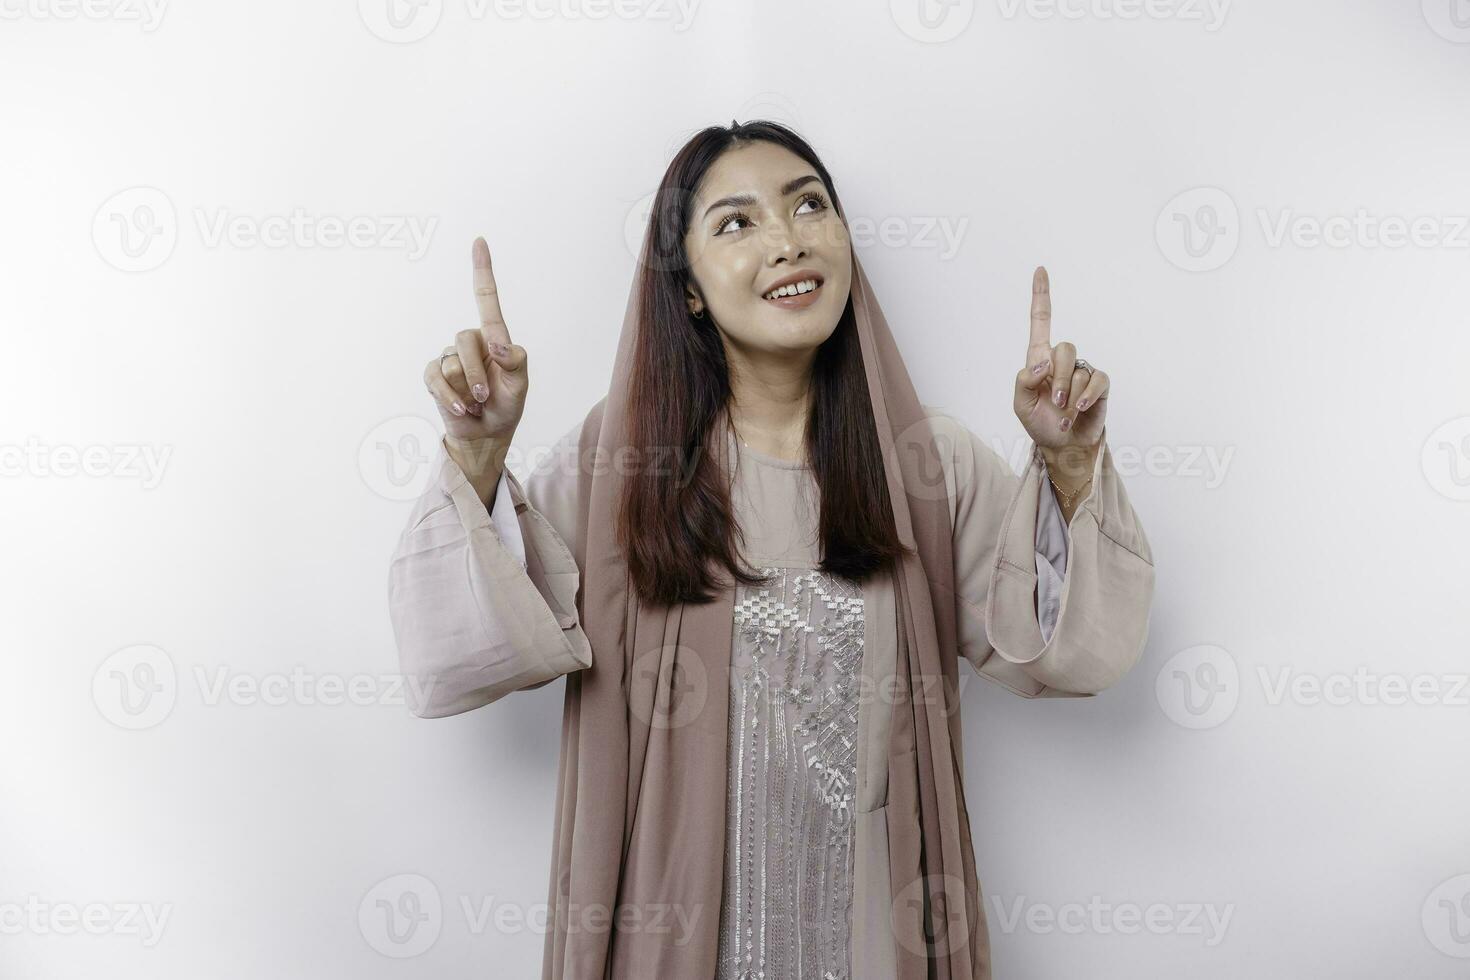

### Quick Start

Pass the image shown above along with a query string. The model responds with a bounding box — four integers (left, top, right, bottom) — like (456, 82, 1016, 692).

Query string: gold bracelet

(1047, 471, 1093, 507)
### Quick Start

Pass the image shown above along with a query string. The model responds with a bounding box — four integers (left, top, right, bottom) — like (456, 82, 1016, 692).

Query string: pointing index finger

(472, 237, 511, 349)
(1029, 265, 1052, 353)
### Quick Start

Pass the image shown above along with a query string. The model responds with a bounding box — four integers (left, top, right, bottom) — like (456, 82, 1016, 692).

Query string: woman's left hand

(1013, 266, 1109, 451)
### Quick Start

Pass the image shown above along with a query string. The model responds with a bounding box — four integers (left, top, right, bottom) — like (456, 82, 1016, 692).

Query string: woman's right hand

(424, 236, 529, 444)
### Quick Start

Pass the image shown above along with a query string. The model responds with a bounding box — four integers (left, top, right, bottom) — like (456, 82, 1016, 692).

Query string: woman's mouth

(761, 276, 824, 310)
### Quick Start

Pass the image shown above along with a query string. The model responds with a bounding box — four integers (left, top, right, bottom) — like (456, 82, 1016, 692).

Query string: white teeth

(764, 279, 819, 300)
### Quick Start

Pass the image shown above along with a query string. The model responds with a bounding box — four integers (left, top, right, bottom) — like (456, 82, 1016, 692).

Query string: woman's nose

(767, 223, 807, 263)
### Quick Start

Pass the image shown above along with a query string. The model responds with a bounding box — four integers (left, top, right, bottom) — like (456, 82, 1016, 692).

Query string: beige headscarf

(543, 216, 989, 979)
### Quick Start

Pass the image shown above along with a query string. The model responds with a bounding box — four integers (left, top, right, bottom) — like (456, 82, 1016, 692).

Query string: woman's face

(681, 141, 852, 359)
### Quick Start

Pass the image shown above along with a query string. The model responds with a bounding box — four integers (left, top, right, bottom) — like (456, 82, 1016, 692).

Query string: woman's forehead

(696, 143, 818, 206)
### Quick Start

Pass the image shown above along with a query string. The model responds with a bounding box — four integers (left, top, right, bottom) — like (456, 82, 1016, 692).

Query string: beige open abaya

(387, 237, 1156, 978)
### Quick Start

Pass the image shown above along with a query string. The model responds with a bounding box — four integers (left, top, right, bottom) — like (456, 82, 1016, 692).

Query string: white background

(3, 1, 1469, 977)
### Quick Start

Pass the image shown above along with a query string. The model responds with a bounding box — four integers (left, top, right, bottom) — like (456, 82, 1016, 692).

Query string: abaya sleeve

(386, 419, 591, 718)
(935, 409, 1156, 699)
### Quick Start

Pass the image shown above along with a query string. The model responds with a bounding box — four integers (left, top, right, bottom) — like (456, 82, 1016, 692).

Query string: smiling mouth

(762, 277, 824, 304)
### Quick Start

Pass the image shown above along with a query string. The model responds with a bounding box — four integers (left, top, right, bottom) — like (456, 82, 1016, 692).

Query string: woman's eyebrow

(701, 174, 822, 221)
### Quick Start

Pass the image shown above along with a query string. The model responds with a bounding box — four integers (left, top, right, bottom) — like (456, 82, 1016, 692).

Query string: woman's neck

(725, 356, 814, 465)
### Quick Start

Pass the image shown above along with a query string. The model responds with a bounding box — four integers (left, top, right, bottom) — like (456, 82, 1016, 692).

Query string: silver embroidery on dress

(717, 565, 865, 980)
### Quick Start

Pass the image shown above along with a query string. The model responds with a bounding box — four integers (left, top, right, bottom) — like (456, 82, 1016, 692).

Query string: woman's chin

(758, 303, 840, 339)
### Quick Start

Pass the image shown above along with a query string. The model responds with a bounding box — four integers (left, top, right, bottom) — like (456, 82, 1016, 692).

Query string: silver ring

(1074, 357, 1094, 376)
(438, 351, 457, 371)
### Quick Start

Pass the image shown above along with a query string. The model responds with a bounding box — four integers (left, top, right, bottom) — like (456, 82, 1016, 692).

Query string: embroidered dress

(717, 436, 862, 980)
(386, 400, 1153, 980)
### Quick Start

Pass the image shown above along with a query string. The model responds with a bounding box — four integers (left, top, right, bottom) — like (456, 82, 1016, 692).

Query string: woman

(388, 120, 1155, 980)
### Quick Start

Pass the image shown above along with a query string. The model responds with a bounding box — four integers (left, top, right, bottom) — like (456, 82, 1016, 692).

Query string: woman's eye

(716, 212, 751, 235)
(796, 193, 829, 216)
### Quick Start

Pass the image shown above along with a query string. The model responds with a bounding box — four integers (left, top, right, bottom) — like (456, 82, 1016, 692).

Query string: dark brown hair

(619, 119, 910, 606)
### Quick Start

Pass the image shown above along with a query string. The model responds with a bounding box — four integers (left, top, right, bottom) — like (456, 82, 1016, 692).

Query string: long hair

(619, 119, 911, 606)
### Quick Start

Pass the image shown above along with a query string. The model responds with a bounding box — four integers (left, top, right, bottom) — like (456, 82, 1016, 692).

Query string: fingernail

(1076, 398, 1089, 410)
(467, 402, 483, 416)
(1054, 389, 1067, 407)
(490, 343, 508, 356)
(1032, 361, 1046, 375)
(472, 383, 488, 402)
(1059, 417, 1072, 432)
(451, 401, 466, 416)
